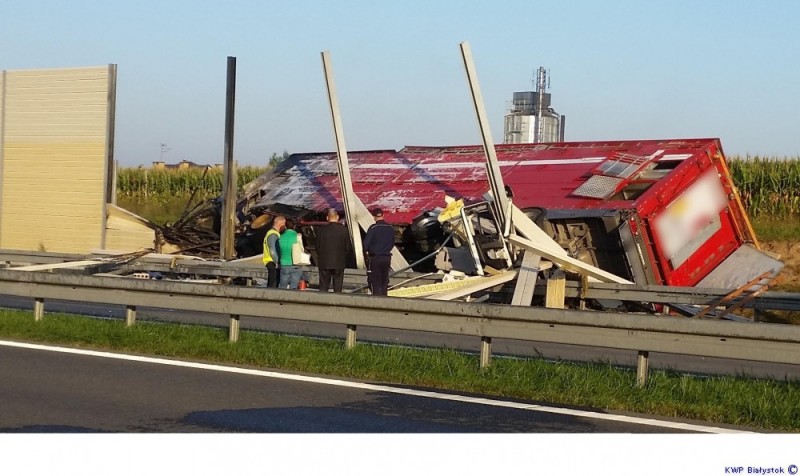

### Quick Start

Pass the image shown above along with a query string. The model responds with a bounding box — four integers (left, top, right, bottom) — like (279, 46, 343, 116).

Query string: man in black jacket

(363, 208, 394, 296)
(315, 209, 352, 293)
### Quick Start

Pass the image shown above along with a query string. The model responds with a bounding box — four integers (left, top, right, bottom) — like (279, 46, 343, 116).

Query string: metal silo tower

(504, 67, 565, 144)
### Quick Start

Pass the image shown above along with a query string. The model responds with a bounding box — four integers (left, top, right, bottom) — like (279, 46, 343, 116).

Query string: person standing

(262, 215, 284, 288)
(363, 208, 394, 296)
(315, 209, 352, 293)
(278, 219, 303, 289)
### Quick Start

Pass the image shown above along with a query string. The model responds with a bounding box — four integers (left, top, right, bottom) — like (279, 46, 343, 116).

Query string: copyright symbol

(789, 465, 798, 475)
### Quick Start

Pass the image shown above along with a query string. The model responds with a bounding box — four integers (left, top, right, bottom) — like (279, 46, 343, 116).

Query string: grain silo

(503, 67, 564, 144)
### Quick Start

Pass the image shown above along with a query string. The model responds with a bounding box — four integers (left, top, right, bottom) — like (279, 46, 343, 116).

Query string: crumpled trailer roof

(244, 137, 778, 288)
(248, 138, 724, 224)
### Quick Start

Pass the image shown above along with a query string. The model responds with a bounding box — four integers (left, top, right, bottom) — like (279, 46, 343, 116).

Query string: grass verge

(2, 309, 799, 431)
(752, 216, 800, 242)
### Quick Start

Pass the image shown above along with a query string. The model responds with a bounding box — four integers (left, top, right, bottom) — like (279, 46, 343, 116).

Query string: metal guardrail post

(345, 325, 357, 349)
(636, 351, 650, 387)
(125, 306, 136, 327)
(229, 315, 240, 343)
(33, 298, 44, 321)
(480, 337, 492, 368)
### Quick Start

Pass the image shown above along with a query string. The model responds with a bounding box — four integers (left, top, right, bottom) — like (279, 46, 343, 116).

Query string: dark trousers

(319, 268, 345, 293)
(367, 254, 391, 296)
(266, 262, 279, 288)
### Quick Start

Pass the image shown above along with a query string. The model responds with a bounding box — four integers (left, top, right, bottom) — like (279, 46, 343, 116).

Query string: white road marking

(0, 339, 751, 433)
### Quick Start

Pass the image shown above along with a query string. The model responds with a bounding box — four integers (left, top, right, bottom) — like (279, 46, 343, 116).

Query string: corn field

(728, 156, 800, 218)
(117, 166, 268, 199)
(117, 157, 800, 219)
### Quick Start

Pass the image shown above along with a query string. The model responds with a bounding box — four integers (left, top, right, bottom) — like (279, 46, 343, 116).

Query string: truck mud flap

(696, 244, 784, 289)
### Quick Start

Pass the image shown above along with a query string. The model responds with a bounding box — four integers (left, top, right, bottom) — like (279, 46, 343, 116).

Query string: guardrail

(4, 249, 798, 312)
(1, 268, 799, 387)
(538, 281, 800, 312)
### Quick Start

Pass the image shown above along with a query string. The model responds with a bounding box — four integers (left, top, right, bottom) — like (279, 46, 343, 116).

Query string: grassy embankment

(1, 309, 798, 431)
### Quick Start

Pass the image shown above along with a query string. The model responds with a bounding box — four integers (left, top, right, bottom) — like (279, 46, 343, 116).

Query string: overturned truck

(226, 138, 782, 295)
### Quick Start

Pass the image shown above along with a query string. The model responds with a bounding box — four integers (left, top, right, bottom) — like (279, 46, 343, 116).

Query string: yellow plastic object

(437, 198, 465, 223)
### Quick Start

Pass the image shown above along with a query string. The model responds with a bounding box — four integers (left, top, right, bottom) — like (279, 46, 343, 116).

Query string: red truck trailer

(241, 138, 782, 288)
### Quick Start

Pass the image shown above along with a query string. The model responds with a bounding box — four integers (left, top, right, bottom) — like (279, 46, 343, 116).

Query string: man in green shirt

(278, 219, 303, 289)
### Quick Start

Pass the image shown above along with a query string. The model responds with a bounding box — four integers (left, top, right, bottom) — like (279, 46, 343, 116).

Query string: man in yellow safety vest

(263, 215, 285, 288)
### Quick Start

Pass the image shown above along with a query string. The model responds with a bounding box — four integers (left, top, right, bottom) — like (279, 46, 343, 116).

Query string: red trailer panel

(247, 138, 774, 287)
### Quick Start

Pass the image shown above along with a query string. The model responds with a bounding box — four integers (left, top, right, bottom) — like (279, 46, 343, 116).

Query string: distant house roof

(152, 160, 214, 170)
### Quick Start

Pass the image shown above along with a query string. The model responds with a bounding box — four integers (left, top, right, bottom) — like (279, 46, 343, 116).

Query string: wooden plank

(509, 203, 569, 258)
(511, 251, 541, 306)
(545, 270, 566, 309)
(10, 260, 103, 272)
(428, 270, 517, 301)
(388, 276, 483, 298)
(509, 234, 632, 284)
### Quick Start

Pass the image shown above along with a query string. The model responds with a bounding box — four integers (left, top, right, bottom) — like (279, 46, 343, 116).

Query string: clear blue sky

(2, 0, 798, 166)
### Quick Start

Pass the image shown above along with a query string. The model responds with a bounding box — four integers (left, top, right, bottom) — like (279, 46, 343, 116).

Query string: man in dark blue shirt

(363, 208, 394, 296)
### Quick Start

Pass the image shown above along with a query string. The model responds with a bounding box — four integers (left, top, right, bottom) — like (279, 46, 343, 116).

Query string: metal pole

(536, 67, 546, 143)
(559, 114, 566, 142)
(104, 64, 118, 206)
(459, 42, 510, 227)
(125, 305, 136, 327)
(34, 298, 44, 321)
(220, 56, 238, 260)
(636, 351, 650, 387)
(345, 324, 357, 349)
(480, 336, 492, 368)
(229, 314, 240, 342)
(321, 51, 365, 270)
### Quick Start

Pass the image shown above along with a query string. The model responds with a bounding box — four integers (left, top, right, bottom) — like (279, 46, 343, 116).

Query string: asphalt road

(2, 294, 799, 380)
(0, 343, 732, 433)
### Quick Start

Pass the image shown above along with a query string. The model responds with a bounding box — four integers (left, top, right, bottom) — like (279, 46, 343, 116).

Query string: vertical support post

(220, 56, 238, 261)
(125, 305, 136, 327)
(579, 274, 589, 311)
(0, 70, 6, 241)
(33, 298, 44, 321)
(104, 64, 118, 206)
(229, 314, 240, 343)
(459, 42, 509, 226)
(110, 160, 119, 206)
(545, 270, 566, 309)
(480, 336, 492, 369)
(345, 324, 357, 350)
(321, 51, 365, 270)
(636, 351, 650, 388)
